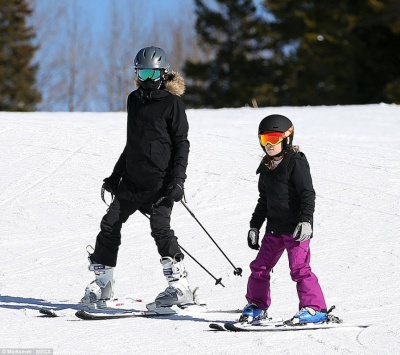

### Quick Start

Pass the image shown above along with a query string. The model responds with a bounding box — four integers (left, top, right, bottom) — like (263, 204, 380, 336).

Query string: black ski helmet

(134, 46, 170, 71)
(258, 114, 294, 151)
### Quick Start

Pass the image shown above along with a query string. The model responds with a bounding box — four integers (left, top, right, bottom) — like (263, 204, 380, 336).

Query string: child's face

(264, 142, 283, 157)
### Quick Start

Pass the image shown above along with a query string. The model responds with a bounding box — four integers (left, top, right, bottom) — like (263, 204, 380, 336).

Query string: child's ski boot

(239, 303, 268, 324)
(290, 307, 328, 324)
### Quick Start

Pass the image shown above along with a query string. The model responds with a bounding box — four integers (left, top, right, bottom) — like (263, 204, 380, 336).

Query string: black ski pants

(91, 197, 183, 267)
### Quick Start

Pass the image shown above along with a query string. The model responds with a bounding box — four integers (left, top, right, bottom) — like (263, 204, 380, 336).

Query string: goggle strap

(259, 125, 294, 146)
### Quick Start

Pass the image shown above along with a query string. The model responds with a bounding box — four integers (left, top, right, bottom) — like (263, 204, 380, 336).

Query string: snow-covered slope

(1, 104, 399, 354)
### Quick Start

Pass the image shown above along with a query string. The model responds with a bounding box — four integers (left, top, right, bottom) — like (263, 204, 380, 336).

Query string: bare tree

(64, 0, 98, 111)
(30, 0, 99, 111)
(102, 0, 145, 111)
(102, 0, 199, 109)
(30, 0, 199, 111)
(139, 0, 198, 74)
(66, 0, 78, 111)
(29, 0, 66, 110)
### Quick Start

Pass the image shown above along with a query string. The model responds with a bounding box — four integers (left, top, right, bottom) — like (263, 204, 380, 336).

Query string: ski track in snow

(1, 105, 400, 355)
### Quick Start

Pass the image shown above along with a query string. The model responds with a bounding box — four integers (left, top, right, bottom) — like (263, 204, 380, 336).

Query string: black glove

(168, 179, 185, 202)
(102, 173, 121, 194)
(247, 228, 260, 250)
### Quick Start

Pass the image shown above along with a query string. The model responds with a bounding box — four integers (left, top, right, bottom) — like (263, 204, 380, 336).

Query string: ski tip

(209, 323, 225, 331)
(209, 322, 249, 332)
(39, 309, 58, 317)
(75, 310, 104, 320)
(75, 310, 92, 320)
(224, 323, 249, 332)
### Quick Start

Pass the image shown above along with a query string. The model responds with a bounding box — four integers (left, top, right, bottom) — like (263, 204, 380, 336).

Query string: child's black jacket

(250, 149, 315, 235)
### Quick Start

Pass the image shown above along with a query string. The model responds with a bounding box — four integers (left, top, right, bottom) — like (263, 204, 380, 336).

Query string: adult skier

(80, 46, 193, 309)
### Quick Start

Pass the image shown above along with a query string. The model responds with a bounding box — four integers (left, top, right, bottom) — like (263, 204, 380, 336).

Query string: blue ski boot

(239, 303, 267, 324)
(291, 307, 328, 324)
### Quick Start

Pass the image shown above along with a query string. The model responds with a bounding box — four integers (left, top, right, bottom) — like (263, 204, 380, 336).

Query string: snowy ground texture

(1, 104, 400, 355)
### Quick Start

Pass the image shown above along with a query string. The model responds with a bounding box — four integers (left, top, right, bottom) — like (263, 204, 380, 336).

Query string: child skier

(242, 114, 328, 324)
(80, 47, 193, 309)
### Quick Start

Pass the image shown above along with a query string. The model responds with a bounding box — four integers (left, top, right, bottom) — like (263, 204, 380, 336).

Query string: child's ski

(209, 321, 369, 332)
(209, 323, 227, 331)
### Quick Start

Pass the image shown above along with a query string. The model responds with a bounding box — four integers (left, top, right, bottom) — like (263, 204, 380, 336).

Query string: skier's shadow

(0, 295, 77, 311)
(146, 313, 228, 324)
(0, 295, 234, 324)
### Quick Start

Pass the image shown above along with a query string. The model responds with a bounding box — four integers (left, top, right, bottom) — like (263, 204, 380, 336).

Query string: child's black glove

(168, 179, 185, 202)
(247, 228, 260, 250)
(102, 173, 121, 194)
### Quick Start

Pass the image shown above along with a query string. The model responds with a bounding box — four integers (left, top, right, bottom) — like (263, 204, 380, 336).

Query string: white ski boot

(152, 257, 193, 308)
(80, 262, 115, 309)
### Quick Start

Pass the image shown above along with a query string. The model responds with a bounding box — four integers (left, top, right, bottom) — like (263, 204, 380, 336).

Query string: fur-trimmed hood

(135, 71, 185, 96)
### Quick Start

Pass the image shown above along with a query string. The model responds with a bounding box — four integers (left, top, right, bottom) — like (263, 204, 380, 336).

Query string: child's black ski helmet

(258, 114, 294, 151)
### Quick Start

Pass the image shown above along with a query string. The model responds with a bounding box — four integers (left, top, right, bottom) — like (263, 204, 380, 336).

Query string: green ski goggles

(137, 69, 163, 81)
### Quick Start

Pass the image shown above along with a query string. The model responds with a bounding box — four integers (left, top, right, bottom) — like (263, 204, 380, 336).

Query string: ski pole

(140, 209, 225, 287)
(178, 244, 224, 287)
(180, 201, 243, 277)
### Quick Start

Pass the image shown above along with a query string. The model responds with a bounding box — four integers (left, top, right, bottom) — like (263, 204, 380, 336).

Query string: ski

(75, 305, 242, 321)
(173, 304, 241, 314)
(37, 288, 241, 320)
(39, 308, 80, 317)
(75, 307, 177, 320)
(38, 297, 144, 318)
(208, 305, 370, 332)
(39, 303, 241, 319)
(209, 323, 226, 331)
(210, 321, 369, 332)
(209, 317, 284, 331)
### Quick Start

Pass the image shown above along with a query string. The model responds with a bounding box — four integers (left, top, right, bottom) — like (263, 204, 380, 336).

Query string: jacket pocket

(150, 140, 169, 171)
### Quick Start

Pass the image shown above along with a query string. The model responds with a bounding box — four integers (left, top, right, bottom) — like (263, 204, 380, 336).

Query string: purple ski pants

(246, 233, 326, 311)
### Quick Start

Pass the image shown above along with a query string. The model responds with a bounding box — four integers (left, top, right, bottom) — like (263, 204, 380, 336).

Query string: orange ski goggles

(259, 125, 294, 146)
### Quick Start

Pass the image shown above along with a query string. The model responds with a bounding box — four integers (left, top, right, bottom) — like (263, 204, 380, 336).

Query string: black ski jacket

(250, 149, 315, 235)
(111, 72, 189, 201)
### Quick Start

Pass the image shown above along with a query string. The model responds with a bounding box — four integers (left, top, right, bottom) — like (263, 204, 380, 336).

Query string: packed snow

(1, 104, 400, 354)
